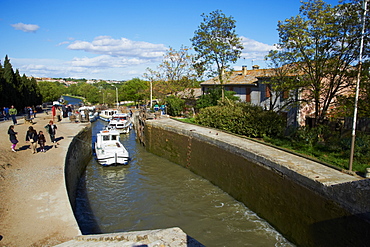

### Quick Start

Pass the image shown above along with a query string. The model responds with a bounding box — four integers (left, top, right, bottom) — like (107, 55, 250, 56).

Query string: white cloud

(239, 36, 277, 60)
(11, 23, 40, 33)
(10, 57, 156, 80)
(57, 41, 70, 46)
(67, 36, 167, 59)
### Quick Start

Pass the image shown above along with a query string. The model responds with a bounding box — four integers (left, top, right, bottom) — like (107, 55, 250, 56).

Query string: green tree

(122, 78, 149, 103)
(38, 81, 64, 102)
(267, 0, 368, 124)
(190, 10, 244, 101)
(196, 87, 238, 110)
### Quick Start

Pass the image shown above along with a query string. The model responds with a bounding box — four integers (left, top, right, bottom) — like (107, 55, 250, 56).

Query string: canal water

(75, 120, 294, 246)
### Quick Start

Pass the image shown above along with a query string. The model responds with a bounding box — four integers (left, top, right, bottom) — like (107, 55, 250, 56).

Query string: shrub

(195, 102, 285, 138)
(165, 96, 185, 116)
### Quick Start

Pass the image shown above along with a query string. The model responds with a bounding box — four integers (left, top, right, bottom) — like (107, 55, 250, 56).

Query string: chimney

(242, 65, 247, 75)
(252, 65, 260, 70)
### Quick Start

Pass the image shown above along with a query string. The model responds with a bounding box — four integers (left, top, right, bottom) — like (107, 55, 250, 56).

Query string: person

(3, 106, 9, 120)
(8, 125, 18, 152)
(38, 130, 46, 152)
(32, 106, 37, 118)
(9, 105, 17, 125)
(45, 120, 58, 147)
(25, 126, 38, 154)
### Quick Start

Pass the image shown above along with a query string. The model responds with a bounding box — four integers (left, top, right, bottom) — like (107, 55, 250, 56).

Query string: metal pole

(116, 86, 119, 108)
(349, 0, 368, 171)
(150, 80, 153, 109)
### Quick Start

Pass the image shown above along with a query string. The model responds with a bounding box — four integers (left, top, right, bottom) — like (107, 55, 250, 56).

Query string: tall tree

(267, 0, 369, 124)
(190, 10, 244, 101)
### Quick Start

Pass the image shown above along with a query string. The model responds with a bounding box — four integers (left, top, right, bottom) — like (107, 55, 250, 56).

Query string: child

(25, 126, 38, 154)
(38, 130, 46, 152)
(8, 125, 18, 152)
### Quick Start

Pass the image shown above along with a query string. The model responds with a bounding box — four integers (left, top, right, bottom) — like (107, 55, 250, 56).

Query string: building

(200, 65, 299, 126)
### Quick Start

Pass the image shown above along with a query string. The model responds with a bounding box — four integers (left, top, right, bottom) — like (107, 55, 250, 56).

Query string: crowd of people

(7, 119, 59, 153)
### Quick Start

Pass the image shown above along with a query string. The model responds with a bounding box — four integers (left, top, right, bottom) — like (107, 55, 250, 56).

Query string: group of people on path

(7, 120, 58, 153)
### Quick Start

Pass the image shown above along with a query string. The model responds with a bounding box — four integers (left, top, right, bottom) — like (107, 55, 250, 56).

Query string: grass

(176, 117, 369, 175)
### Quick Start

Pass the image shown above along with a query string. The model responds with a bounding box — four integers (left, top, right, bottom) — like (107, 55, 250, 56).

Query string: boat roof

(99, 129, 120, 135)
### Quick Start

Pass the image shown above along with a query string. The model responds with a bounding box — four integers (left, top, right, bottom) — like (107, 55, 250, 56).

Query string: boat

(105, 113, 132, 134)
(89, 111, 99, 122)
(94, 129, 129, 166)
(79, 106, 98, 122)
(99, 109, 119, 122)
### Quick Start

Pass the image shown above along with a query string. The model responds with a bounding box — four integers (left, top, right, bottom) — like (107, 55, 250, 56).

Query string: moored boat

(94, 129, 129, 166)
(105, 113, 132, 134)
(99, 109, 119, 121)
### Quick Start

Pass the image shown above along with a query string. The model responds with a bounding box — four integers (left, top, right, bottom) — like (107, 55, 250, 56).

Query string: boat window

(103, 136, 109, 141)
(111, 135, 117, 140)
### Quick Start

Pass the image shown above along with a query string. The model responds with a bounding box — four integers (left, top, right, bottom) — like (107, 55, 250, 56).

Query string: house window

(246, 87, 251, 102)
(265, 84, 271, 98)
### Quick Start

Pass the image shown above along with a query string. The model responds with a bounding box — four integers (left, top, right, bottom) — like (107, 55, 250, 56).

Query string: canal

(75, 120, 294, 246)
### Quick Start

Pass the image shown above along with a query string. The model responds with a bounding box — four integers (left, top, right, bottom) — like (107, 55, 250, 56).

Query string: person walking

(37, 130, 46, 152)
(8, 125, 18, 152)
(3, 106, 9, 120)
(9, 105, 17, 125)
(45, 120, 58, 147)
(25, 126, 38, 154)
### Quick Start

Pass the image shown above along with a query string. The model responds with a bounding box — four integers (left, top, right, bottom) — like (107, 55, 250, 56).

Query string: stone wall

(144, 119, 370, 247)
(65, 125, 92, 211)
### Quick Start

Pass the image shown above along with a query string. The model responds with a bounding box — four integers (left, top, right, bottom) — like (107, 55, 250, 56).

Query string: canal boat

(105, 113, 132, 134)
(99, 109, 119, 122)
(79, 106, 98, 122)
(94, 129, 130, 166)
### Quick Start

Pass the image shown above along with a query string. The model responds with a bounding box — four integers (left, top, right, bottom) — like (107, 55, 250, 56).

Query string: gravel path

(0, 112, 89, 246)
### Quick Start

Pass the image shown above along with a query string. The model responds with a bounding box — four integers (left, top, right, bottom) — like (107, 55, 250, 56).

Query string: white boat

(79, 106, 98, 122)
(95, 129, 129, 166)
(106, 113, 132, 134)
(99, 109, 119, 121)
(89, 111, 99, 122)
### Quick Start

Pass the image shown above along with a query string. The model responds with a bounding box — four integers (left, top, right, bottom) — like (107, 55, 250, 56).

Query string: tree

(190, 10, 244, 101)
(121, 78, 149, 103)
(144, 46, 200, 102)
(157, 46, 199, 94)
(267, 0, 369, 124)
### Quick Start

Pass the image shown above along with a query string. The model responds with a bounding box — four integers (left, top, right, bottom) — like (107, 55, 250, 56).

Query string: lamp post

(112, 85, 119, 108)
(349, 0, 368, 171)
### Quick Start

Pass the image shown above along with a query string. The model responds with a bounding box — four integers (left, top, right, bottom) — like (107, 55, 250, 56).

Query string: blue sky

(1, 0, 340, 81)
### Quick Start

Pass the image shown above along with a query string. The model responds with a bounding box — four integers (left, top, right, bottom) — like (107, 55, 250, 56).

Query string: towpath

(0, 112, 89, 246)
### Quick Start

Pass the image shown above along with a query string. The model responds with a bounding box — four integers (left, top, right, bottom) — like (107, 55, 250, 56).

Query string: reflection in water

(75, 120, 294, 247)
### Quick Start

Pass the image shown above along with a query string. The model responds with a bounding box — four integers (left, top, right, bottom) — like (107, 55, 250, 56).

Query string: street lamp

(349, 0, 368, 171)
(112, 85, 119, 108)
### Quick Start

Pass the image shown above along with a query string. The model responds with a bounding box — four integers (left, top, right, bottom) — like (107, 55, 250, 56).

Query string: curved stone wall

(65, 125, 92, 211)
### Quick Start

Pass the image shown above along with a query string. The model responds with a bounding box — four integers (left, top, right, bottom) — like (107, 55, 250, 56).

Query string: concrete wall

(144, 119, 370, 247)
(65, 125, 92, 211)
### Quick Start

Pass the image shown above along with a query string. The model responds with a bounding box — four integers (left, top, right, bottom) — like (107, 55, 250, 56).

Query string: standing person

(25, 126, 38, 154)
(9, 105, 17, 125)
(8, 125, 18, 152)
(38, 130, 46, 152)
(32, 106, 37, 118)
(45, 120, 58, 147)
(3, 106, 9, 120)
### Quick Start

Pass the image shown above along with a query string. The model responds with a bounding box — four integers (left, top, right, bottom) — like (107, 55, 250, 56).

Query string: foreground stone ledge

(56, 227, 204, 247)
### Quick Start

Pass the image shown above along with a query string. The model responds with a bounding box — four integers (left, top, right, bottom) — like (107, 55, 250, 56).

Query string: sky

(1, 0, 340, 81)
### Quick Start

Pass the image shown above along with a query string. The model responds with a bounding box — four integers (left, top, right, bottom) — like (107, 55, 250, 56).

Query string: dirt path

(0, 112, 88, 246)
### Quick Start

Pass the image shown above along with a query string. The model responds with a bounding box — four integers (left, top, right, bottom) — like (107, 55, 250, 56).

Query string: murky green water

(75, 120, 294, 246)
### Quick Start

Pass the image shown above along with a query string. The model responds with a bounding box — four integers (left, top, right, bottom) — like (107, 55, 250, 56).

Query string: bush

(195, 102, 285, 138)
(165, 96, 185, 116)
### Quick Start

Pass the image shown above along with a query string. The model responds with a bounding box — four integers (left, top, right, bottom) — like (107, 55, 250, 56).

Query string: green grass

(175, 117, 369, 175)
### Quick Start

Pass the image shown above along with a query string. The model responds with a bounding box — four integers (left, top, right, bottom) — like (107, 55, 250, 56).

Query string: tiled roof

(201, 68, 277, 86)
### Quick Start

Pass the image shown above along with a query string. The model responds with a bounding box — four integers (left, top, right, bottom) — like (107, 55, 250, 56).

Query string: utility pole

(349, 0, 368, 171)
